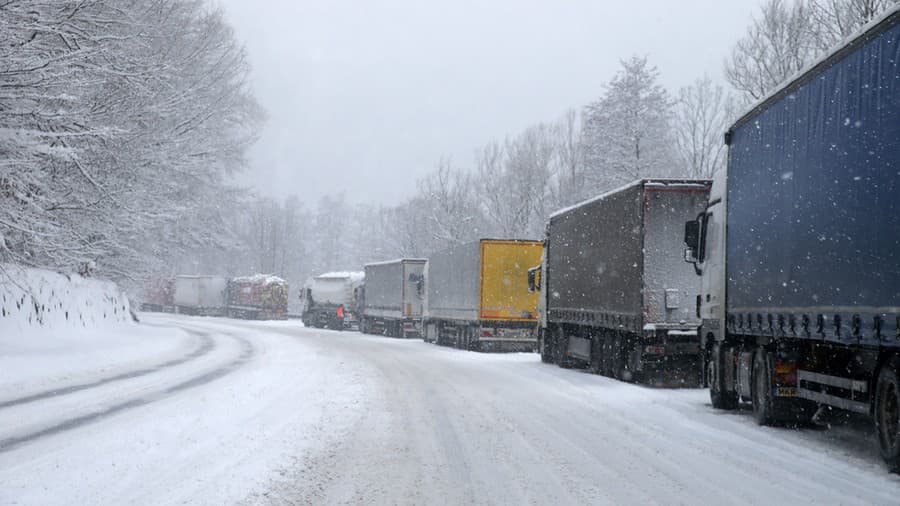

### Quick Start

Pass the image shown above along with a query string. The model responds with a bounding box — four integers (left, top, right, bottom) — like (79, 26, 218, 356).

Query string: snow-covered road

(3, 314, 900, 505)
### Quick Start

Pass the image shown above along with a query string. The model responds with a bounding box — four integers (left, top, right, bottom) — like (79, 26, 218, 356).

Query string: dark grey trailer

(540, 179, 711, 384)
(361, 259, 426, 338)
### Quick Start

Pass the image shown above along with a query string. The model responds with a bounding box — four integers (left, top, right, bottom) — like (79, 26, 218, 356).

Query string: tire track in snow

(0, 334, 254, 454)
(0, 329, 215, 411)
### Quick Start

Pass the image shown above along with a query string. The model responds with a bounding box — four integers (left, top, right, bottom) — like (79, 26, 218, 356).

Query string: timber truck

(226, 275, 288, 320)
(299, 271, 364, 329)
(534, 179, 711, 384)
(361, 259, 426, 338)
(683, 6, 900, 470)
(424, 239, 542, 352)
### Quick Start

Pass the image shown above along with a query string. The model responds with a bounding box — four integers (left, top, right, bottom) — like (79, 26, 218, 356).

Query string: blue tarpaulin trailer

(686, 6, 900, 471)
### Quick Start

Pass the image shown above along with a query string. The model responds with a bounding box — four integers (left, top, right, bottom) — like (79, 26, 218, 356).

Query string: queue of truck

(137, 7, 899, 471)
(141, 274, 289, 319)
(348, 6, 900, 471)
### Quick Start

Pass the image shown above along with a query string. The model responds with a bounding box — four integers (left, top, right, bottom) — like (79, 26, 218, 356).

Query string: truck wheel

(600, 337, 613, 377)
(611, 335, 624, 379)
(752, 347, 813, 425)
(709, 343, 738, 410)
(751, 348, 776, 425)
(555, 326, 571, 368)
(876, 358, 900, 472)
(540, 331, 552, 363)
(589, 337, 602, 375)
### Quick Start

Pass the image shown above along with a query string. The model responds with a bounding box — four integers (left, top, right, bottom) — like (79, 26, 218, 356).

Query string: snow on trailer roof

(549, 179, 712, 219)
(364, 258, 427, 267)
(316, 271, 365, 281)
(728, 4, 900, 135)
(231, 274, 286, 285)
(478, 238, 540, 243)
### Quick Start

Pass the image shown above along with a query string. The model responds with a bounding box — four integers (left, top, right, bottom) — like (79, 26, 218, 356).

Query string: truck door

(404, 264, 425, 317)
(698, 199, 726, 346)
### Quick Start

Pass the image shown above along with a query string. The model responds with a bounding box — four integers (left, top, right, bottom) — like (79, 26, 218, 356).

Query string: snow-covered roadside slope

(0, 264, 132, 334)
(0, 265, 192, 398)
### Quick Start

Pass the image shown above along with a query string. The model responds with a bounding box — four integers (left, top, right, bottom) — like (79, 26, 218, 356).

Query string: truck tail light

(774, 360, 798, 386)
(481, 329, 494, 337)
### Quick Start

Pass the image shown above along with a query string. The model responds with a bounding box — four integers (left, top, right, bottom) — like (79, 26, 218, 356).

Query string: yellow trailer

(479, 240, 542, 321)
(425, 239, 542, 352)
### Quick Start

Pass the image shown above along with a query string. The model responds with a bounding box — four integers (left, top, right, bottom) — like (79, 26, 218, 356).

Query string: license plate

(775, 387, 798, 397)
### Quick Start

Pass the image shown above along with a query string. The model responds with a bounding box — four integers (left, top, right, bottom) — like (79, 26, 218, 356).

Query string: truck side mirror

(527, 266, 541, 293)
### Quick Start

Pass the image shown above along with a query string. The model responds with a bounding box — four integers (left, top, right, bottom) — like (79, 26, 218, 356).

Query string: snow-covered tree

(474, 126, 555, 239)
(724, 0, 815, 102)
(725, 0, 897, 102)
(581, 56, 677, 190)
(548, 109, 588, 209)
(673, 76, 736, 179)
(807, 0, 898, 49)
(0, 1, 262, 284)
(418, 159, 486, 251)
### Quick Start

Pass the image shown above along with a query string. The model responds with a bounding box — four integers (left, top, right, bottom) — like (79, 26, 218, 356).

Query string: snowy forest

(0, 0, 896, 296)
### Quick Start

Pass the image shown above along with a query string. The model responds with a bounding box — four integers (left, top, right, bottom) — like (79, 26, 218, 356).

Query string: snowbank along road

(3, 314, 900, 505)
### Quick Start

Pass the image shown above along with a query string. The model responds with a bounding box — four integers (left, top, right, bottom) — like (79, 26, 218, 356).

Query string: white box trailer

(361, 259, 426, 338)
(173, 275, 228, 315)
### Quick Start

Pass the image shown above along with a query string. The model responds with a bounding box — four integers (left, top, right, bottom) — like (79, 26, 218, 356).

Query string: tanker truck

(299, 271, 364, 329)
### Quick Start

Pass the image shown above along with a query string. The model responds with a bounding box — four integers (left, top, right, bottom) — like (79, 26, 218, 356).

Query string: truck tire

(709, 343, 739, 410)
(611, 335, 624, 379)
(751, 348, 811, 425)
(589, 337, 602, 375)
(600, 337, 613, 377)
(540, 331, 553, 363)
(555, 326, 572, 369)
(876, 357, 900, 472)
(751, 348, 777, 424)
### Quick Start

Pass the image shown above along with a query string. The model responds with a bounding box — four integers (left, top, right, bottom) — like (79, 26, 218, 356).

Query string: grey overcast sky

(219, 0, 764, 205)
